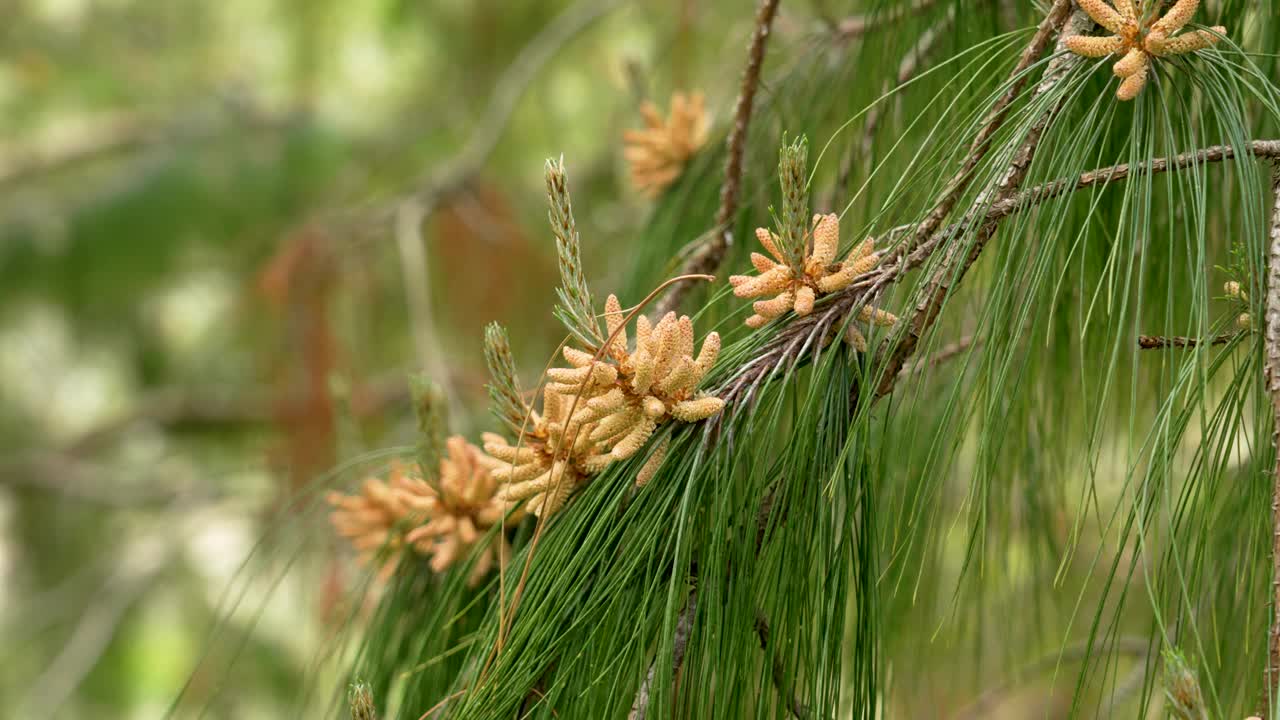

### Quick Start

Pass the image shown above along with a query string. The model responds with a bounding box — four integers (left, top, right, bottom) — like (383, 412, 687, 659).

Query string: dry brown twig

(832, 0, 940, 40)
(652, 0, 781, 319)
(1137, 333, 1238, 349)
(1263, 161, 1280, 711)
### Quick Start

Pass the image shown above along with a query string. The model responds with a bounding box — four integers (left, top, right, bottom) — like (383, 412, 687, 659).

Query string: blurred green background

(0, 0, 739, 716)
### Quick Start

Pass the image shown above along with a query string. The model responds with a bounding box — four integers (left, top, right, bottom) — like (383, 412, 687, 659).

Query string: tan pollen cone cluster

(483, 295, 724, 506)
(398, 437, 521, 586)
(568, 295, 723, 467)
(623, 91, 710, 197)
(730, 212, 898, 349)
(327, 439, 518, 586)
(482, 385, 612, 519)
(1065, 0, 1225, 101)
(326, 463, 423, 580)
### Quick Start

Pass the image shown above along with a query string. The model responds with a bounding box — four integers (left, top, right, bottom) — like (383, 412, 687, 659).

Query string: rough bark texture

(653, 0, 780, 319)
(1265, 162, 1280, 714)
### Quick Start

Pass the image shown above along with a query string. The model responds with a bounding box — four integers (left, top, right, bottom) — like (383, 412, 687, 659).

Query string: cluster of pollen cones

(482, 294, 725, 516)
(327, 437, 518, 587)
(1065, 0, 1225, 101)
(730, 212, 898, 350)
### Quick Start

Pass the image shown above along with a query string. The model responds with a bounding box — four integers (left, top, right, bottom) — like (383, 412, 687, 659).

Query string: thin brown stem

(904, 0, 1074, 258)
(897, 334, 977, 377)
(1264, 161, 1280, 713)
(874, 4, 1085, 397)
(653, 0, 781, 318)
(833, 0, 940, 39)
(753, 611, 814, 719)
(1137, 333, 1238, 349)
(629, 591, 697, 720)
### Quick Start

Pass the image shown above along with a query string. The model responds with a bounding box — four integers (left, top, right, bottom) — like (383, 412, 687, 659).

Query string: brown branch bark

(833, 0, 940, 40)
(874, 3, 1084, 397)
(629, 592, 697, 720)
(652, 0, 781, 319)
(1265, 161, 1280, 714)
(1137, 333, 1238, 349)
(903, 0, 1074, 259)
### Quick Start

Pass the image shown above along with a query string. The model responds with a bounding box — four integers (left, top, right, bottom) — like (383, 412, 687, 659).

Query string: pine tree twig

(1137, 333, 1239, 349)
(1264, 161, 1280, 713)
(897, 334, 977, 377)
(753, 611, 815, 719)
(873, 4, 1085, 397)
(17, 533, 177, 717)
(716, 132, 1280, 410)
(822, 8, 953, 211)
(401, 0, 626, 219)
(951, 636, 1151, 720)
(653, 0, 781, 319)
(832, 0, 940, 39)
(901, 0, 1074, 262)
(851, 140, 1280, 291)
(0, 99, 294, 191)
(629, 591, 697, 720)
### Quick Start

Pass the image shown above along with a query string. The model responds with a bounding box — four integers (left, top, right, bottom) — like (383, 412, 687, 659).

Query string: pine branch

(897, 334, 977, 377)
(874, 4, 1087, 396)
(822, 7, 953, 210)
(853, 140, 1280, 291)
(754, 611, 813, 719)
(952, 637, 1151, 719)
(1265, 161, 1280, 712)
(903, 0, 1075, 260)
(629, 592, 697, 720)
(832, 0, 940, 40)
(400, 0, 626, 218)
(1137, 333, 1238, 349)
(653, 0, 781, 318)
(716, 1, 1079, 410)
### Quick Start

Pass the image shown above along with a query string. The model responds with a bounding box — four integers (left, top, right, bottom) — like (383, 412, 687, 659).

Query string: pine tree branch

(754, 611, 814, 719)
(951, 636, 1151, 719)
(1137, 333, 1238, 349)
(832, 0, 940, 40)
(653, 0, 781, 319)
(1264, 161, 1280, 713)
(821, 7, 953, 211)
(897, 334, 977, 377)
(715, 1, 1079, 410)
(874, 5, 1087, 396)
(629, 592, 697, 720)
(901, 0, 1075, 261)
(851, 140, 1280, 291)
(401, 0, 627, 219)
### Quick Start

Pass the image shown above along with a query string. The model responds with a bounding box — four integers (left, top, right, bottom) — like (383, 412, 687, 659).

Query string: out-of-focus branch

(385, 0, 627, 227)
(832, 0, 940, 39)
(823, 7, 953, 211)
(0, 98, 294, 191)
(17, 533, 177, 717)
(652, 0, 781, 319)
(951, 637, 1151, 719)
(897, 334, 976, 378)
